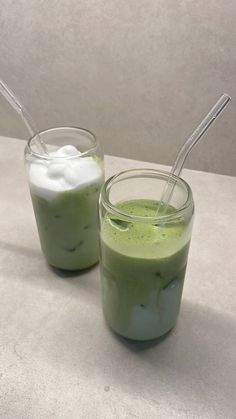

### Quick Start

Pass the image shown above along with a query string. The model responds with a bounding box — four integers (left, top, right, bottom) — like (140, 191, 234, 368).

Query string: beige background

(0, 0, 235, 176)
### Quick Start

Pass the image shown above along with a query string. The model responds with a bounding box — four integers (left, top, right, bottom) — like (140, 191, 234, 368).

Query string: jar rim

(100, 168, 193, 223)
(25, 126, 98, 160)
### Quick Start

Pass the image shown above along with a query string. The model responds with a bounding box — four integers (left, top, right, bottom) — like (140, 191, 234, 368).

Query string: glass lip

(100, 168, 193, 223)
(25, 126, 98, 160)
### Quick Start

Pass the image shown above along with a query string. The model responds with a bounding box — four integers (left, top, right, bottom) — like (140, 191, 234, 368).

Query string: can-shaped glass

(25, 127, 104, 270)
(99, 169, 194, 341)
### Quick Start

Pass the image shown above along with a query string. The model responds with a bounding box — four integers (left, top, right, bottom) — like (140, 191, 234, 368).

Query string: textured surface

(0, 137, 236, 418)
(0, 0, 236, 175)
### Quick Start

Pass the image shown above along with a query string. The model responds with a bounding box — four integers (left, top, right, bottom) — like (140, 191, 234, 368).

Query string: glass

(25, 127, 104, 270)
(99, 169, 194, 341)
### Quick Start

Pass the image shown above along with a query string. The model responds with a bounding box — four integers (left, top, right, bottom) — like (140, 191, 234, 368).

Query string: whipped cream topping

(29, 145, 103, 201)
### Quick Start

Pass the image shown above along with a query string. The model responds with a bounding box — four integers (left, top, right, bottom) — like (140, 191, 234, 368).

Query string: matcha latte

(99, 170, 194, 341)
(25, 127, 104, 270)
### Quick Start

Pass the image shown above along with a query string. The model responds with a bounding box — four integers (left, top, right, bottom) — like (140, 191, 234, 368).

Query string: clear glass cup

(25, 127, 104, 271)
(99, 169, 194, 341)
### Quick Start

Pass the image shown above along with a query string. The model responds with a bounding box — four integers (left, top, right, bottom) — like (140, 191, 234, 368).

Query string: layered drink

(25, 127, 104, 270)
(99, 169, 194, 340)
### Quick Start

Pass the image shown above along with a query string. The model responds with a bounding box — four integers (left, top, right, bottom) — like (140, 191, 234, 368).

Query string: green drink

(25, 127, 104, 271)
(99, 170, 194, 341)
(31, 179, 102, 271)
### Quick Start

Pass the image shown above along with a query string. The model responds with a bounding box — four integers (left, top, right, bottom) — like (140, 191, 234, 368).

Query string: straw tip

(222, 93, 232, 101)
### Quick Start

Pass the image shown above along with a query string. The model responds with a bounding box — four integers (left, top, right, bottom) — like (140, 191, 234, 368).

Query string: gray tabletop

(0, 137, 236, 419)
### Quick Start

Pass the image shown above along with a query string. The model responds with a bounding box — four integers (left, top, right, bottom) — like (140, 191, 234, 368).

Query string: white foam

(29, 145, 103, 201)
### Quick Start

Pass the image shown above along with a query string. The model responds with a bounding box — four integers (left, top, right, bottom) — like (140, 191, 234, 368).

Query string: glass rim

(100, 168, 193, 223)
(25, 126, 98, 160)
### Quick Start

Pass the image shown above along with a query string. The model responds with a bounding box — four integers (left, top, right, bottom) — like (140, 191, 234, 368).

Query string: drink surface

(100, 199, 191, 340)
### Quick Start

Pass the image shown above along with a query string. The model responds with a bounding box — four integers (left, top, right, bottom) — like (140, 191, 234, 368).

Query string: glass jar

(99, 169, 194, 340)
(25, 127, 104, 270)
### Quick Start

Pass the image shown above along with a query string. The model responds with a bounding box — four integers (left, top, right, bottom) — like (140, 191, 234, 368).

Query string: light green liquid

(31, 181, 102, 270)
(100, 199, 191, 340)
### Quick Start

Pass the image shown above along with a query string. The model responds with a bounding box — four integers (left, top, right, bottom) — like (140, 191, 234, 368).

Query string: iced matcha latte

(99, 169, 194, 340)
(25, 127, 104, 270)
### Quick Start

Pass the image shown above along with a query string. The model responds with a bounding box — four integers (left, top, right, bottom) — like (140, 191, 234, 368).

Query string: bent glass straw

(157, 93, 231, 214)
(0, 79, 48, 154)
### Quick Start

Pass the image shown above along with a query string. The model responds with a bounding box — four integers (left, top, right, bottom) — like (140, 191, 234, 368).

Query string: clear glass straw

(0, 79, 48, 154)
(157, 93, 231, 213)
